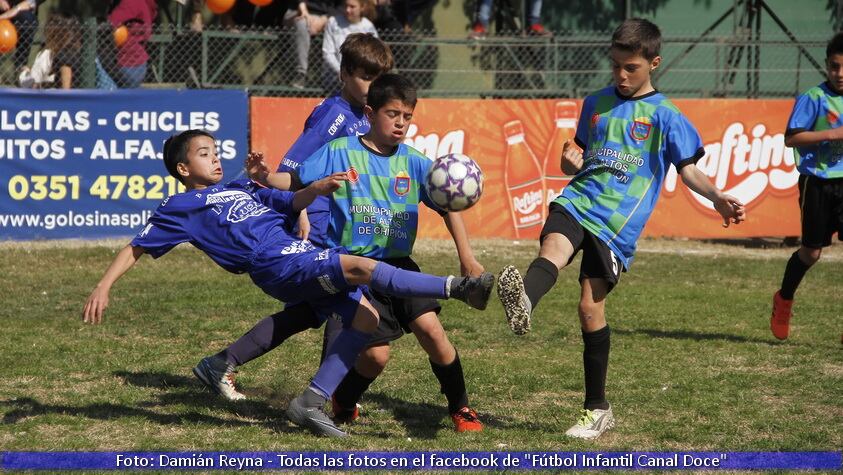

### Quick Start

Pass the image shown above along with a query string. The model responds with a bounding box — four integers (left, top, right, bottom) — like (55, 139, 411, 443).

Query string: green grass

(0, 239, 841, 455)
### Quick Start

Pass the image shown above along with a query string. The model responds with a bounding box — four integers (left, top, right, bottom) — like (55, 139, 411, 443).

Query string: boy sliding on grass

(496, 18, 746, 440)
(82, 129, 493, 438)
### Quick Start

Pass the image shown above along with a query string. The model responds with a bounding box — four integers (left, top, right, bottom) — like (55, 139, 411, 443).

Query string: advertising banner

(251, 97, 799, 240)
(0, 89, 248, 239)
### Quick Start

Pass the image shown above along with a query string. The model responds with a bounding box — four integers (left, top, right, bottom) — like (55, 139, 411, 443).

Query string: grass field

(1, 238, 841, 459)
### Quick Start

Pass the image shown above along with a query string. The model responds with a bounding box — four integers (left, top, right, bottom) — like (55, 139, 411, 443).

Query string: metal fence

(0, 19, 829, 98)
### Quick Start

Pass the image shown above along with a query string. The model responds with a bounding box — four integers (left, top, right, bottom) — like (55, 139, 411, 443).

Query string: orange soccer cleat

(770, 291, 794, 340)
(451, 406, 483, 432)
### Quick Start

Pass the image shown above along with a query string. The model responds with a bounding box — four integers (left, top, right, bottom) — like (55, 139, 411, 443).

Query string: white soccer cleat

(192, 355, 246, 401)
(497, 265, 532, 335)
(564, 406, 615, 439)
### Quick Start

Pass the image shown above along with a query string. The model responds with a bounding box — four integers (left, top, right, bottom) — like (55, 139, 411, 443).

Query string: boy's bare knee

(362, 344, 390, 371)
(798, 246, 822, 265)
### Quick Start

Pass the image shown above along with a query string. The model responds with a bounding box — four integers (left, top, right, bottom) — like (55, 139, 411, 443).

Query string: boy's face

(177, 135, 222, 188)
(826, 53, 843, 94)
(341, 67, 378, 108)
(610, 47, 660, 98)
(365, 99, 414, 146)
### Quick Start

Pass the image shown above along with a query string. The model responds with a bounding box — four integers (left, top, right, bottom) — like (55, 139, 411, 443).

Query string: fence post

(82, 17, 98, 89)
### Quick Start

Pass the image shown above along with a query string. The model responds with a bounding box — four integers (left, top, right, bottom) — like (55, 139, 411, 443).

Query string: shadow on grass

(700, 237, 799, 248)
(613, 327, 784, 345)
(362, 392, 557, 440)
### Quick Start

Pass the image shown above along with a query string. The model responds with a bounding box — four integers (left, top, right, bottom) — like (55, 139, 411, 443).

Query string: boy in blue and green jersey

(770, 32, 843, 341)
(497, 18, 746, 440)
(263, 73, 490, 432)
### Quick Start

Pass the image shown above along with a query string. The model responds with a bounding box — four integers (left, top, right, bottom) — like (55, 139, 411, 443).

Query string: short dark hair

(366, 73, 417, 111)
(827, 32, 843, 58)
(162, 129, 215, 184)
(611, 18, 662, 60)
(340, 33, 394, 77)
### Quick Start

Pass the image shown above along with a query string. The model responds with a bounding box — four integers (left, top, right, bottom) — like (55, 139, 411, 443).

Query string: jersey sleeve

(574, 96, 594, 152)
(254, 187, 296, 216)
(665, 112, 705, 170)
(296, 142, 336, 186)
(786, 92, 819, 136)
(129, 205, 189, 258)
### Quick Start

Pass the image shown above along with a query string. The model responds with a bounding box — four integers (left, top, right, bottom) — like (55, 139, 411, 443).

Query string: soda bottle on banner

(503, 120, 545, 239)
(543, 101, 578, 204)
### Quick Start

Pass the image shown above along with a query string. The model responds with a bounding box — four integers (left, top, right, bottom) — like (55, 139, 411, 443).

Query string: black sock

(430, 353, 469, 414)
(779, 251, 812, 300)
(523, 257, 559, 309)
(333, 367, 376, 410)
(582, 325, 611, 411)
(220, 304, 320, 366)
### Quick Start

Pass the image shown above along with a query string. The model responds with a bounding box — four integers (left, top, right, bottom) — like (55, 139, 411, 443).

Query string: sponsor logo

(317, 274, 340, 294)
(280, 240, 316, 255)
(327, 113, 346, 136)
(591, 112, 600, 129)
(138, 223, 153, 238)
(630, 117, 652, 141)
(227, 199, 269, 223)
(205, 190, 252, 205)
(513, 189, 543, 215)
(315, 249, 330, 261)
(394, 172, 410, 196)
(827, 108, 839, 125)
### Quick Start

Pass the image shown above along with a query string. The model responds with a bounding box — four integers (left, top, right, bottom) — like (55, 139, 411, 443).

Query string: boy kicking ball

(497, 18, 746, 440)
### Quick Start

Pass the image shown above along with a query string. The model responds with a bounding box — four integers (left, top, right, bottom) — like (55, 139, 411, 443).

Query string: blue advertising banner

(0, 88, 248, 240)
(1, 451, 841, 471)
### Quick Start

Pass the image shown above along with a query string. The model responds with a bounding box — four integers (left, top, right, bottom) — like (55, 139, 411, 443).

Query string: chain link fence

(0, 19, 829, 98)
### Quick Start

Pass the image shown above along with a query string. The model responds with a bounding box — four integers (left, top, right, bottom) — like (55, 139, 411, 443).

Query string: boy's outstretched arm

(291, 172, 348, 212)
(679, 164, 747, 227)
(246, 152, 299, 190)
(784, 127, 843, 148)
(443, 212, 485, 277)
(82, 244, 145, 325)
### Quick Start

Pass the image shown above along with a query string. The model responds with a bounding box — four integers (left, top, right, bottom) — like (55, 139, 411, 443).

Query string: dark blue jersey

(278, 94, 370, 247)
(131, 179, 302, 274)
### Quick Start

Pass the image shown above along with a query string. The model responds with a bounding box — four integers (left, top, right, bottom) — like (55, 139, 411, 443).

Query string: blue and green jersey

(554, 87, 704, 268)
(297, 136, 442, 258)
(786, 82, 843, 179)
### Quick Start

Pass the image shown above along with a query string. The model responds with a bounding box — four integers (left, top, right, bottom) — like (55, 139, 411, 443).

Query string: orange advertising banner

(250, 97, 800, 240)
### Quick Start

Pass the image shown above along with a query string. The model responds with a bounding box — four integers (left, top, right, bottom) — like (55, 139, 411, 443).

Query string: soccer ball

(424, 153, 484, 212)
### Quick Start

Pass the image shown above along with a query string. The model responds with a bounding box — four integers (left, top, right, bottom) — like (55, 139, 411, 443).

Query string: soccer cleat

(564, 406, 615, 439)
(770, 291, 794, 340)
(468, 22, 487, 39)
(286, 394, 348, 438)
(526, 23, 553, 37)
(448, 272, 495, 310)
(331, 394, 360, 424)
(451, 406, 483, 432)
(497, 265, 532, 335)
(192, 355, 246, 401)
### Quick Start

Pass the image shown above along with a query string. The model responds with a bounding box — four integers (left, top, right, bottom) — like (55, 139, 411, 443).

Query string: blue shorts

(249, 245, 364, 326)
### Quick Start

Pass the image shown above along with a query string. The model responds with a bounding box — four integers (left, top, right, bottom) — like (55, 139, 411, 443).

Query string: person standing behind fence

(468, 0, 550, 38)
(322, 0, 377, 91)
(108, 0, 157, 88)
(284, 0, 334, 89)
(19, 15, 82, 89)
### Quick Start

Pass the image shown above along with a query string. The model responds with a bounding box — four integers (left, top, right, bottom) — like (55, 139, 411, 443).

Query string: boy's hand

(713, 194, 746, 228)
(245, 151, 269, 185)
(310, 172, 348, 195)
(561, 140, 584, 175)
(297, 212, 311, 241)
(460, 258, 485, 277)
(82, 286, 110, 325)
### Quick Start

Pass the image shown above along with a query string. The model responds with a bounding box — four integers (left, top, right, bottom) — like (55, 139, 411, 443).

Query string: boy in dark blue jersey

(252, 74, 489, 433)
(191, 33, 393, 402)
(770, 32, 843, 341)
(496, 19, 746, 439)
(82, 129, 493, 438)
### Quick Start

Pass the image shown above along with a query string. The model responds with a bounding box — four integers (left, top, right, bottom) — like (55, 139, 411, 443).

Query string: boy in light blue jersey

(257, 74, 490, 432)
(82, 129, 493, 438)
(191, 34, 393, 401)
(496, 18, 746, 440)
(770, 32, 843, 341)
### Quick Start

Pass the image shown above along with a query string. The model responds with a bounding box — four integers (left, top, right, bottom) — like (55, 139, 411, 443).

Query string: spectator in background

(284, 0, 335, 89)
(391, 0, 436, 32)
(19, 15, 82, 89)
(108, 0, 158, 88)
(469, 0, 551, 38)
(322, 0, 377, 91)
(0, 0, 43, 72)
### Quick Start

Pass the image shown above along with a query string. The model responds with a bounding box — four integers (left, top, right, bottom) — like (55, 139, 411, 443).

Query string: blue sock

(310, 327, 372, 399)
(370, 262, 448, 299)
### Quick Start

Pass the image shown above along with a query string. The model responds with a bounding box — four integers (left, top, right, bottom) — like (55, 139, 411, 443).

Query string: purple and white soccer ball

(424, 153, 484, 212)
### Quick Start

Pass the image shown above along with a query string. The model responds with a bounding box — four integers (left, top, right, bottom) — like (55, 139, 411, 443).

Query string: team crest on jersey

(590, 112, 600, 129)
(630, 117, 652, 141)
(347, 166, 360, 184)
(394, 172, 411, 196)
(827, 108, 840, 125)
